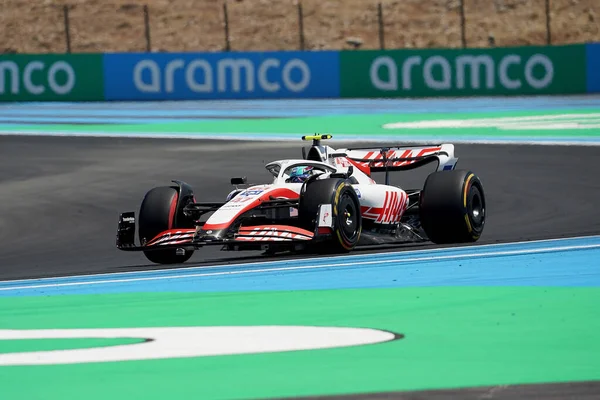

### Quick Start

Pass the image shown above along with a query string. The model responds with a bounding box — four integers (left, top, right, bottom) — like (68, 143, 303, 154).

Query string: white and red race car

(116, 135, 486, 264)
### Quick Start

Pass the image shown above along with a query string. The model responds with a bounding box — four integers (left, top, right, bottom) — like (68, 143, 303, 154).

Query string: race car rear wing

(333, 144, 458, 183)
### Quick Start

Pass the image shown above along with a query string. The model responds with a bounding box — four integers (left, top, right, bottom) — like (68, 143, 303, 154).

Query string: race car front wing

(116, 203, 335, 253)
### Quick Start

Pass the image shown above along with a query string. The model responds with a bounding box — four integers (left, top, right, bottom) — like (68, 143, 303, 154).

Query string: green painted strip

(1, 108, 599, 140)
(0, 338, 144, 354)
(0, 287, 599, 399)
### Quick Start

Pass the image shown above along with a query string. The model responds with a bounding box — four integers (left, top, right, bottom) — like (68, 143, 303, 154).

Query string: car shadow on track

(106, 241, 471, 275)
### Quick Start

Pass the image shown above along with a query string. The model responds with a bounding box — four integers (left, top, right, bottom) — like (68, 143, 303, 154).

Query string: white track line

(3, 235, 600, 285)
(2, 242, 599, 292)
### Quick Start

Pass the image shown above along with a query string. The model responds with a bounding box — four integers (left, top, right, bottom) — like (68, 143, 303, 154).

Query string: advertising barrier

(587, 43, 600, 93)
(103, 51, 340, 100)
(340, 45, 587, 98)
(0, 54, 104, 102)
(0, 44, 594, 102)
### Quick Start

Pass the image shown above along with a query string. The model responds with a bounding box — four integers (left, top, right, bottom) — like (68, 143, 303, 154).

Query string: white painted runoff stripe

(382, 113, 600, 130)
(2, 242, 599, 292)
(2, 234, 600, 285)
(0, 326, 396, 365)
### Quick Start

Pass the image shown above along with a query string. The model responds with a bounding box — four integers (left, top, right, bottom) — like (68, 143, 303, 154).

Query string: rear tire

(299, 178, 362, 252)
(419, 170, 486, 244)
(138, 186, 194, 264)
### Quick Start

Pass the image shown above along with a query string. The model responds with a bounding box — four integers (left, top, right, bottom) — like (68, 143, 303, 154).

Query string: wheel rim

(468, 186, 485, 230)
(339, 192, 358, 239)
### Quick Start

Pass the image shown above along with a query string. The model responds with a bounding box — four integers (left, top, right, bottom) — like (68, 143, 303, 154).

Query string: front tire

(419, 170, 486, 244)
(138, 186, 194, 264)
(299, 178, 362, 252)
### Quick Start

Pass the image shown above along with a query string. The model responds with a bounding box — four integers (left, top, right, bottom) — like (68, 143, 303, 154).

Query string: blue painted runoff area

(1, 236, 599, 297)
(0, 117, 225, 124)
(1, 96, 600, 124)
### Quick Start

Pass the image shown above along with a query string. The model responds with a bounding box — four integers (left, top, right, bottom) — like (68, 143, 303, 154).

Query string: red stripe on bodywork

(238, 225, 314, 238)
(381, 191, 390, 223)
(346, 157, 371, 176)
(202, 188, 299, 231)
(398, 193, 405, 221)
(361, 191, 409, 223)
(317, 227, 332, 235)
(145, 228, 196, 246)
(391, 192, 401, 223)
(168, 192, 179, 230)
(200, 223, 231, 230)
(236, 224, 315, 242)
(391, 192, 398, 223)
(361, 206, 383, 220)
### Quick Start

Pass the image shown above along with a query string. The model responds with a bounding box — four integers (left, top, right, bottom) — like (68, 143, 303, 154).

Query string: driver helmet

(286, 166, 314, 183)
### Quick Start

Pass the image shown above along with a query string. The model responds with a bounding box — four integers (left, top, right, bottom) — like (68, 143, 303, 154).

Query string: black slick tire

(138, 186, 194, 264)
(299, 178, 362, 252)
(419, 169, 486, 244)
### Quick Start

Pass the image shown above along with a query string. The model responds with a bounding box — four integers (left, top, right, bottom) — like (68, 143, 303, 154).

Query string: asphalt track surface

(282, 381, 600, 399)
(1, 135, 600, 281)
(1, 135, 600, 399)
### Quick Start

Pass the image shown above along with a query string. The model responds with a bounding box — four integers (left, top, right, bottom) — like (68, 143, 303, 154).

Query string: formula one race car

(116, 135, 486, 264)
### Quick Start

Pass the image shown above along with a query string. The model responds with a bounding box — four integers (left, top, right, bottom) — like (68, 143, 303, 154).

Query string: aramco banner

(103, 51, 340, 100)
(340, 45, 587, 98)
(0, 54, 104, 101)
(0, 44, 592, 102)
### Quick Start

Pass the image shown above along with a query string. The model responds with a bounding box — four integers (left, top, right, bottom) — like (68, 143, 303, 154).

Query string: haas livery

(116, 135, 486, 265)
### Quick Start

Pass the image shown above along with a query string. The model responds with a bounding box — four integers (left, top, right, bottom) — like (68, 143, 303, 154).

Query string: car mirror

(230, 177, 247, 185)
